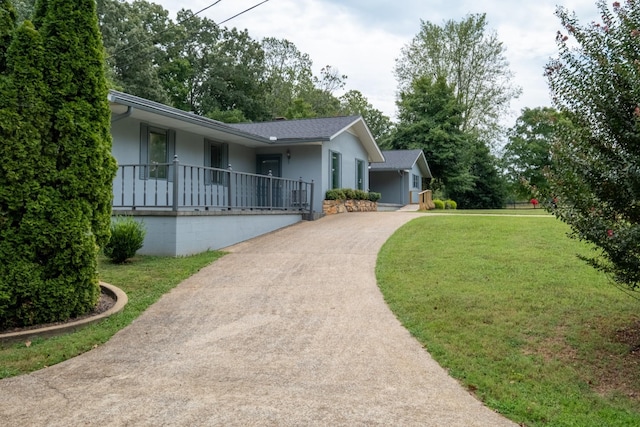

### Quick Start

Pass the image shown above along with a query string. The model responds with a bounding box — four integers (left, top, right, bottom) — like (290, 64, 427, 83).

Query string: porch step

(377, 203, 404, 212)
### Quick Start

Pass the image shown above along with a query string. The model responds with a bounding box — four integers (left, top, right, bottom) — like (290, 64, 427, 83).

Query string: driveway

(0, 212, 515, 426)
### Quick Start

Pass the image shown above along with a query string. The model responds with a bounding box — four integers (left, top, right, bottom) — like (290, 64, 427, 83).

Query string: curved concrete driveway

(0, 212, 515, 426)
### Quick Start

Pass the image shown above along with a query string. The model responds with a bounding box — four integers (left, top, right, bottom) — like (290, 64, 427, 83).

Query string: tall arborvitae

(0, 19, 55, 326)
(0, 0, 16, 72)
(34, 0, 116, 247)
(0, 0, 116, 327)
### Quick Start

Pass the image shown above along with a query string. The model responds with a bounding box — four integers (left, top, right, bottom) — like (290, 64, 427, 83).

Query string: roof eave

(335, 117, 384, 163)
(108, 90, 270, 145)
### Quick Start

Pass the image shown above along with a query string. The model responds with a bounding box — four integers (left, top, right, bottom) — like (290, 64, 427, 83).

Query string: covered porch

(111, 160, 316, 256)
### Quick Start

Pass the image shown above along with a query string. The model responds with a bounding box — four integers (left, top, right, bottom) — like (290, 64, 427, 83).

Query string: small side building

(369, 149, 432, 206)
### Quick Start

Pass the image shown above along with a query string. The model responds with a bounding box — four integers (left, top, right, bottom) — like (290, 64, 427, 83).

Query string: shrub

(445, 199, 457, 209)
(343, 188, 356, 199)
(325, 188, 346, 200)
(368, 192, 381, 202)
(103, 216, 146, 264)
(354, 189, 367, 200)
(326, 188, 381, 202)
(433, 199, 445, 209)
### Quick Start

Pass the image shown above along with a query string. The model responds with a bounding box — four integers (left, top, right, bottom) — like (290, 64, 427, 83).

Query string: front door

(256, 154, 282, 207)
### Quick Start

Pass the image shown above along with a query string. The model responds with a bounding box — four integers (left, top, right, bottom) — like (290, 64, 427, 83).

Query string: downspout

(111, 106, 133, 122)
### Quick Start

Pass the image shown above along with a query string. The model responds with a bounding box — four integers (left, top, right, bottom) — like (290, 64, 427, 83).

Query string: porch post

(172, 155, 179, 211)
(227, 164, 232, 210)
(268, 170, 273, 210)
(309, 180, 314, 214)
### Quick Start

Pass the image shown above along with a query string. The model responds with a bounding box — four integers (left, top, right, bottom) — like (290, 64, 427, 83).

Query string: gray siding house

(369, 150, 432, 205)
(108, 90, 384, 255)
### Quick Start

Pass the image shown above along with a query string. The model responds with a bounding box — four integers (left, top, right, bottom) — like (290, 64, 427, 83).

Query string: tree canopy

(395, 13, 521, 143)
(502, 107, 561, 200)
(389, 75, 475, 197)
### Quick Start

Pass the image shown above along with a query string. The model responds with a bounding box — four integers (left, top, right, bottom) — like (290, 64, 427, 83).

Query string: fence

(112, 157, 314, 213)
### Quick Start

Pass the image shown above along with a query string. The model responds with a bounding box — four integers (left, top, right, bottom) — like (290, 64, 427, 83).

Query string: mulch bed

(0, 289, 116, 335)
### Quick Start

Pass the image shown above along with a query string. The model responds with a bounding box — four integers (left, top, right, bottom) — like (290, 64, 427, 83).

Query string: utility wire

(107, 0, 270, 59)
(219, 0, 270, 25)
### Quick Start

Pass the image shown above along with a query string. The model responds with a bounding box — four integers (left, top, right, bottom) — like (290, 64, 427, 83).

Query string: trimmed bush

(326, 188, 381, 202)
(368, 192, 381, 202)
(433, 199, 445, 209)
(104, 216, 146, 264)
(343, 188, 356, 199)
(325, 188, 346, 200)
(445, 199, 457, 210)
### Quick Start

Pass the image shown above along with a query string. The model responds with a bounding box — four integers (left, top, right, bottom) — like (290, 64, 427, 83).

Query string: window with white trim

(330, 150, 341, 189)
(412, 173, 420, 189)
(355, 159, 365, 190)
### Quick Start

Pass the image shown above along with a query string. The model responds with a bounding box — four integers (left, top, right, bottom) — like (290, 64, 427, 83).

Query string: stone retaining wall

(323, 199, 378, 215)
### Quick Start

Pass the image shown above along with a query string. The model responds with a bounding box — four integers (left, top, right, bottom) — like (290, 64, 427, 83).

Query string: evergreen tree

(0, 0, 116, 327)
(0, 0, 16, 72)
(390, 75, 474, 197)
(0, 19, 55, 326)
(449, 140, 507, 209)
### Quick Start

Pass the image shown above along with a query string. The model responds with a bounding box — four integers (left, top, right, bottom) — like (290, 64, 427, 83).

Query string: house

(369, 149, 433, 206)
(108, 90, 384, 256)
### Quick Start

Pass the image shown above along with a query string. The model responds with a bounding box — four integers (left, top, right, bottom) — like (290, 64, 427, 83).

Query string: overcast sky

(158, 0, 601, 125)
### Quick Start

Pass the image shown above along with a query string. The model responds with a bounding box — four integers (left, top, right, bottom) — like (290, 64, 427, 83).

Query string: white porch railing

(112, 157, 314, 213)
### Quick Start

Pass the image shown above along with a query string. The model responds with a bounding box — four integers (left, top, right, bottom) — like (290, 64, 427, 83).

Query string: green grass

(0, 251, 223, 378)
(377, 214, 640, 426)
(426, 208, 551, 215)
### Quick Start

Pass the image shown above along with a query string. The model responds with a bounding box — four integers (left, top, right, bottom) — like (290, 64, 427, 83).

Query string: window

(140, 124, 175, 180)
(149, 130, 168, 179)
(355, 159, 365, 190)
(412, 173, 420, 189)
(330, 150, 341, 189)
(205, 140, 229, 184)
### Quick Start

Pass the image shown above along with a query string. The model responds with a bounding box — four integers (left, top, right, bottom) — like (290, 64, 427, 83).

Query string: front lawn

(0, 251, 223, 378)
(377, 214, 640, 426)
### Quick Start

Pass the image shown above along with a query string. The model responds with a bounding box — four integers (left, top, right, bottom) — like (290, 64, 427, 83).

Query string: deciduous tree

(395, 13, 521, 143)
(339, 89, 393, 142)
(546, 0, 640, 289)
(390, 75, 474, 196)
(502, 107, 560, 200)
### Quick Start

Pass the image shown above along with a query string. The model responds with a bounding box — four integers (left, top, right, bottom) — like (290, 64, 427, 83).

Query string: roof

(108, 90, 270, 147)
(230, 116, 385, 163)
(108, 90, 385, 162)
(369, 149, 433, 178)
(229, 116, 360, 140)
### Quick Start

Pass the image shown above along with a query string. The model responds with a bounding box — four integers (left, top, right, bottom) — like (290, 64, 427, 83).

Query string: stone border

(323, 199, 378, 215)
(0, 282, 128, 344)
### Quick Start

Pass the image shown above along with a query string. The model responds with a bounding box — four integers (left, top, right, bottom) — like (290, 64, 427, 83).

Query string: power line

(107, 0, 271, 60)
(219, 0, 270, 25)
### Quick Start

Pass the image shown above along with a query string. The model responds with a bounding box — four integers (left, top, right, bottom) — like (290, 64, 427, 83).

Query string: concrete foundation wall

(116, 212, 303, 256)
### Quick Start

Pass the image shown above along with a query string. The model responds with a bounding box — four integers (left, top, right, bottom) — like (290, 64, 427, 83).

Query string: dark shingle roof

(229, 116, 362, 141)
(370, 150, 424, 170)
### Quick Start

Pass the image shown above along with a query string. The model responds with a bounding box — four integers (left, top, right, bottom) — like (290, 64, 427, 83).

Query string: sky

(158, 0, 602, 125)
